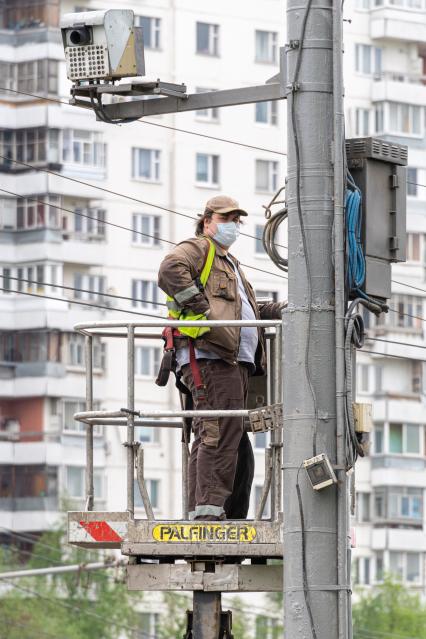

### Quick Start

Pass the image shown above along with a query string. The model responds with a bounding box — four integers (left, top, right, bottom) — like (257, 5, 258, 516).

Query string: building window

(66, 466, 103, 499)
(374, 424, 384, 453)
(374, 104, 384, 134)
(68, 334, 84, 367)
(0, 128, 60, 170)
(389, 103, 422, 136)
(16, 195, 61, 230)
(406, 232, 421, 261)
(389, 487, 423, 521)
(73, 208, 106, 239)
(62, 130, 106, 168)
(356, 492, 371, 523)
(73, 273, 106, 301)
(67, 334, 105, 370)
(407, 168, 418, 197)
(255, 290, 278, 303)
(132, 214, 161, 246)
(63, 400, 102, 435)
(355, 108, 371, 136)
(135, 346, 161, 377)
(132, 148, 161, 182)
(138, 613, 160, 639)
(354, 0, 370, 9)
(0, 3, 60, 30)
(389, 552, 421, 584)
(137, 16, 161, 49)
(0, 330, 62, 362)
(411, 360, 423, 394)
(195, 88, 219, 122)
(355, 44, 382, 75)
(255, 101, 278, 125)
(196, 153, 219, 187)
(255, 30, 278, 64)
(136, 425, 159, 444)
(375, 552, 384, 582)
(196, 22, 219, 56)
(255, 224, 266, 254)
(388, 294, 423, 330)
(134, 478, 160, 509)
(131, 279, 159, 309)
(0, 60, 58, 96)
(255, 160, 279, 192)
(389, 423, 421, 455)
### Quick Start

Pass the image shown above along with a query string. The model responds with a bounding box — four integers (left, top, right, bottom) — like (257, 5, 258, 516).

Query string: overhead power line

(0, 166, 288, 279)
(4, 280, 426, 360)
(0, 526, 121, 587)
(0, 578, 155, 639)
(0, 287, 165, 319)
(0, 560, 123, 580)
(3, 274, 167, 308)
(0, 86, 287, 156)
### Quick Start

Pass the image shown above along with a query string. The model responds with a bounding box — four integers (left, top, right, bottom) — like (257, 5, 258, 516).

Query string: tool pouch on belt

(155, 349, 173, 387)
(155, 327, 176, 387)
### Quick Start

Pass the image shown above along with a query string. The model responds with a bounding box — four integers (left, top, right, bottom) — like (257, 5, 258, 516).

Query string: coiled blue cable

(345, 180, 366, 295)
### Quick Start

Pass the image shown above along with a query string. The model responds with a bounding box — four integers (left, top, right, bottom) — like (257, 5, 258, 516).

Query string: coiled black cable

(262, 207, 288, 272)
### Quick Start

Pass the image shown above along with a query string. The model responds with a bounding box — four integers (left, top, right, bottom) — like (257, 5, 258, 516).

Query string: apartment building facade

(0, 0, 425, 633)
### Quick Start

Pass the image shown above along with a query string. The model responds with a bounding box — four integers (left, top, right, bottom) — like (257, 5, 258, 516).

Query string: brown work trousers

(182, 359, 254, 520)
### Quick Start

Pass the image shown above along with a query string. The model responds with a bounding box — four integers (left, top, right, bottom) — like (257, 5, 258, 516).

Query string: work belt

(155, 327, 206, 401)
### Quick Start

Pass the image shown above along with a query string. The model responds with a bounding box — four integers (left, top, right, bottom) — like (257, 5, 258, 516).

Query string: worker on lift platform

(157, 195, 284, 521)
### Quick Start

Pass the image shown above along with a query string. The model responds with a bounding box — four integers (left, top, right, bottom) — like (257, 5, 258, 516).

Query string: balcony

(372, 527, 426, 551)
(370, 3, 426, 44)
(372, 72, 426, 107)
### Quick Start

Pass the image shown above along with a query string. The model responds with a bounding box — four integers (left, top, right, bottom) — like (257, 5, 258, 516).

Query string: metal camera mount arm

(68, 49, 287, 123)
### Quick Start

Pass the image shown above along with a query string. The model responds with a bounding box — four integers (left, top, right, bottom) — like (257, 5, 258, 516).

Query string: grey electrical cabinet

(346, 137, 407, 301)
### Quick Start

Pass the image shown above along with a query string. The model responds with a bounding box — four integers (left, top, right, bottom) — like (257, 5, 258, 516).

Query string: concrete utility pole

(283, 0, 349, 637)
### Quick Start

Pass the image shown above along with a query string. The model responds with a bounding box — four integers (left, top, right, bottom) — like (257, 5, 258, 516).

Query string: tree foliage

(353, 576, 426, 639)
(0, 526, 143, 639)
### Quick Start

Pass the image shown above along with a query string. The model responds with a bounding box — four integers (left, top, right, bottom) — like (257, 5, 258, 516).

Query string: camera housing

(60, 9, 145, 82)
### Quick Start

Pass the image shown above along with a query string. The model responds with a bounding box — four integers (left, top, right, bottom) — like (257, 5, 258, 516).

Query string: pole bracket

(248, 403, 283, 433)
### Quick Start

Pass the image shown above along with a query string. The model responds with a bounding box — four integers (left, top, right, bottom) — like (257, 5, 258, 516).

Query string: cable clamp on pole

(120, 407, 140, 417)
(287, 39, 300, 50)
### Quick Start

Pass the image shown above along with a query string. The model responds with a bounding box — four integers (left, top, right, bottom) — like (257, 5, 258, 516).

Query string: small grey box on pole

(283, 0, 348, 638)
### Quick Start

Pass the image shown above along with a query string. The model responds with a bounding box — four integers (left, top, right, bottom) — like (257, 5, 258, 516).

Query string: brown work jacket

(158, 235, 283, 375)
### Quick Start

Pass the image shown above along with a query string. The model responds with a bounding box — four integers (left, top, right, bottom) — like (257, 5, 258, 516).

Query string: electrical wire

(3, 620, 60, 639)
(287, 1, 318, 637)
(344, 306, 366, 468)
(262, 206, 288, 271)
(3, 276, 426, 360)
(391, 278, 426, 295)
(360, 349, 426, 361)
(0, 86, 286, 156)
(3, 275, 167, 308)
(295, 464, 318, 639)
(0, 173, 288, 280)
(0, 578, 155, 639)
(0, 526, 122, 588)
(0, 287, 166, 319)
(289, 1, 319, 464)
(0, 187, 174, 246)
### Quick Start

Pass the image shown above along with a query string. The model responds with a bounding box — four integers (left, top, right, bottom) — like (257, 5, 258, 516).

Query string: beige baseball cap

(205, 195, 248, 217)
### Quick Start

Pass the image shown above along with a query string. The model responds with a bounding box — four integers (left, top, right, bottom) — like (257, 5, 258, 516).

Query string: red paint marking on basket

(79, 521, 123, 542)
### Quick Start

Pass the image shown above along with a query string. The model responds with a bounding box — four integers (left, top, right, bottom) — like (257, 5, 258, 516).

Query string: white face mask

(213, 221, 240, 247)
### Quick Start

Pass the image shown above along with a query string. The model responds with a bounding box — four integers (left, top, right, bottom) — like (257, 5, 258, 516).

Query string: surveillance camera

(60, 9, 145, 83)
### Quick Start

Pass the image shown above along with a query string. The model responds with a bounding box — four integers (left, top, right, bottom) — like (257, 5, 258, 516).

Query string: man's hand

(258, 301, 287, 320)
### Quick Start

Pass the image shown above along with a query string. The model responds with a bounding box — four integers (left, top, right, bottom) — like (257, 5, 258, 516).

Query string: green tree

(353, 576, 426, 639)
(158, 592, 189, 639)
(0, 526, 143, 639)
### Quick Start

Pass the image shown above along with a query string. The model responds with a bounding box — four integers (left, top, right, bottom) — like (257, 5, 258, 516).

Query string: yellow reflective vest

(166, 238, 216, 339)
